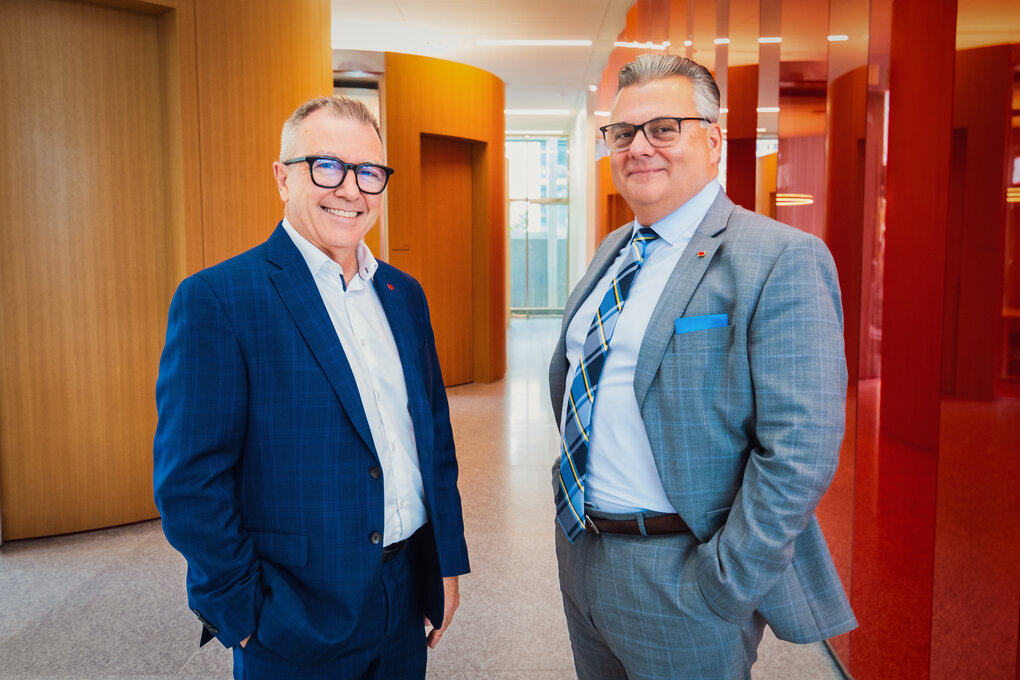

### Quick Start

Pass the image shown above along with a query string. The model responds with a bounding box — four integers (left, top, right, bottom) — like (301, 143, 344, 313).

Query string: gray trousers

(555, 523, 766, 680)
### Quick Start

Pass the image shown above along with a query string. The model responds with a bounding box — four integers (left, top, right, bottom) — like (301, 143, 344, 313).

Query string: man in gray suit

(549, 54, 856, 680)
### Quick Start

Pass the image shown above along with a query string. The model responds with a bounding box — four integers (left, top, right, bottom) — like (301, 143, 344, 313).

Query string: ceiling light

(594, 111, 610, 117)
(827, 35, 849, 42)
(588, 85, 598, 92)
(719, 107, 729, 114)
(756, 127, 767, 132)
(758, 37, 782, 43)
(614, 41, 670, 50)
(714, 38, 730, 45)
(479, 39, 592, 47)
(683, 40, 693, 47)
(757, 106, 780, 113)
(505, 109, 571, 115)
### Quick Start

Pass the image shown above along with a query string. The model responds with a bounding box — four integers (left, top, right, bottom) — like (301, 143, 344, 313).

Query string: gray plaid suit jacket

(549, 190, 857, 643)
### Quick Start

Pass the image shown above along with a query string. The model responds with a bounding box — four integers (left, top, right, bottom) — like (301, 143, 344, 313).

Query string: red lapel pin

(387, 284, 394, 290)
(697, 251, 706, 258)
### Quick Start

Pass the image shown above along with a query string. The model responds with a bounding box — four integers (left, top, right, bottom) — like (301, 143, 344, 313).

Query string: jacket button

(370, 531, 382, 545)
(369, 466, 382, 479)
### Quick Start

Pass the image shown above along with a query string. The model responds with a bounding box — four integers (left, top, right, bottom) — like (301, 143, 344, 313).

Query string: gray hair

(279, 96, 382, 161)
(616, 54, 720, 123)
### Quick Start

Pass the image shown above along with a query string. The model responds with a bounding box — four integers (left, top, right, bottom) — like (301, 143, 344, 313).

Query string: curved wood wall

(0, 0, 330, 540)
(382, 52, 506, 385)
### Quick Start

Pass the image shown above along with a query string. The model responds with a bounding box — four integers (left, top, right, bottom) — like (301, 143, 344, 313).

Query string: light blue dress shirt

(560, 180, 720, 513)
(282, 219, 427, 545)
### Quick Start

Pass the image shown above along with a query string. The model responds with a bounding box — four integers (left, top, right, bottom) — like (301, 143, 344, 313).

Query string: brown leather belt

(585, 513, 691, 536)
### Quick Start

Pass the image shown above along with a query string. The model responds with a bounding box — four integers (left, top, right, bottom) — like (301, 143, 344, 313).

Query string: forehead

(294, 109, 384, 162)
(611, 76, 696, 122)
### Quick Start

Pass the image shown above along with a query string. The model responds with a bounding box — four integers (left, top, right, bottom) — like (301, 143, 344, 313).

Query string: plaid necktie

(555, 226, 659, 541)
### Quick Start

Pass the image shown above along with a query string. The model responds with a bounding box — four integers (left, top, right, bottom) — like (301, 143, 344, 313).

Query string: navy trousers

(232, 543, 427, 680)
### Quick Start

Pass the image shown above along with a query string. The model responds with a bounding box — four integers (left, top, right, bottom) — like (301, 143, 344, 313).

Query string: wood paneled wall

(194, 0, 331, 268)
(0, 0, 330, 540)
(382, 52, 506, 384)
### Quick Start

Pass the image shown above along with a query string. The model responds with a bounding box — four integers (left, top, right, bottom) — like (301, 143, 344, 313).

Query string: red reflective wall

(600, 2, 1020, 677)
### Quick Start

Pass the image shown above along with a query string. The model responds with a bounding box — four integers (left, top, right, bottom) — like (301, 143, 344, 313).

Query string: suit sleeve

(153, 274, 263, 647)
(417, 284, 470, 578)
(694, 235, 848, 622)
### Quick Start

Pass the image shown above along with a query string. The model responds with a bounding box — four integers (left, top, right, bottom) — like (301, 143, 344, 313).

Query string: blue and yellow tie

(555, 226, 659, 541)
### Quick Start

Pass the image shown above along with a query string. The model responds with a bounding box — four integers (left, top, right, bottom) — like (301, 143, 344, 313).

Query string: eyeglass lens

(604, 118, 683, 151)
(311, 157, 389, 193)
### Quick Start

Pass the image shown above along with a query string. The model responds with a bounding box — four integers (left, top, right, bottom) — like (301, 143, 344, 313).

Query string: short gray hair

(279, 96, 381, 161)
(617, 54, 720, 123)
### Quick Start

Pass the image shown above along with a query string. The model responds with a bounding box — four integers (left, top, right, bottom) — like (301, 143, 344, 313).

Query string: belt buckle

(584, 515, 600, 535)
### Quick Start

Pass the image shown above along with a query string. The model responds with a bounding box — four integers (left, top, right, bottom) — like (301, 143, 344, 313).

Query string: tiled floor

(0, 318, 846, 679)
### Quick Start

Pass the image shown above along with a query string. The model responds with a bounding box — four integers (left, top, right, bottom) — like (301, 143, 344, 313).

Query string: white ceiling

(330, 0, 634, 135)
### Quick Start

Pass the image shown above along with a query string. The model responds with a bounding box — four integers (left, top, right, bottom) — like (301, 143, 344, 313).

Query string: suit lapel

(372, 264, 434, 455)
(265, 224, 377, 457)
(633, 193, 735, 407)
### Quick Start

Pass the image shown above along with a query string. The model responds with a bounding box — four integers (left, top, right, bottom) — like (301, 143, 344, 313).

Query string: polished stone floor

(0, 318, 845, 679)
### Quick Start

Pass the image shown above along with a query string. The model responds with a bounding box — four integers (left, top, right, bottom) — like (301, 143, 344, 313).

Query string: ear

(272, 161, 289, 203)
(707, 123, 723, 164)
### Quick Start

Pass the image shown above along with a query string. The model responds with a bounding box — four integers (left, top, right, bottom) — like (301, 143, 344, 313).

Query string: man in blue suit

(154, 96, 469, 679)
(550, 55, 856, 679)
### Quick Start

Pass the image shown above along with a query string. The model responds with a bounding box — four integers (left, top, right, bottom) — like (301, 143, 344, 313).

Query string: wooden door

(418, 135, 474, 386)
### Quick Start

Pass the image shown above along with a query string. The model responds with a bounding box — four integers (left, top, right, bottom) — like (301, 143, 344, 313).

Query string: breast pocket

(671, 323, 735, 351)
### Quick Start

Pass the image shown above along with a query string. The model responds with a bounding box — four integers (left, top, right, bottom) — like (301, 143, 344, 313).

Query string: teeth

(323, 207, 358, 217)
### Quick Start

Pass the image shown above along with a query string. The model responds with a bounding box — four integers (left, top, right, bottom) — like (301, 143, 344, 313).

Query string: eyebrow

(311, 152, 387, 165)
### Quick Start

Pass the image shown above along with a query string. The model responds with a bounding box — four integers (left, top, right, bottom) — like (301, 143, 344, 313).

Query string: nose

(627, 126, 655, 156)
(334, 169, 361, 199)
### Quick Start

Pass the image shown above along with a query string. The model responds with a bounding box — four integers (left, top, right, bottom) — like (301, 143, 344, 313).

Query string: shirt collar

(281, 218, 379, 288)
(633, 179, 720, 247)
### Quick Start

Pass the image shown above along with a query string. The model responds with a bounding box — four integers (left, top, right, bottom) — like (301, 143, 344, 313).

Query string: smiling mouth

(322, 207, 358, 218)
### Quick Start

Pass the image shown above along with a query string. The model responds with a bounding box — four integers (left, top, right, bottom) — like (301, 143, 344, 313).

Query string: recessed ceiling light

(614, 41, 669, 50)
(714, 38, 730, 45)
(684, 40, 693, 47)
(588, 85, 598, 92)
(758, 37, 782, 43)
(505, 109, 571, 115)
(827, 34, 849, 42)
(757, 106, 780, 113)
(594, 111, 610, 117)
(479, 39, 592, 47)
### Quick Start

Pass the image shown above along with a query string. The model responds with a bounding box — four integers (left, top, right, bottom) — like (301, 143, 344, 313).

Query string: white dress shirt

(560, 180, 721, 513)
(283, 219, 427, 545)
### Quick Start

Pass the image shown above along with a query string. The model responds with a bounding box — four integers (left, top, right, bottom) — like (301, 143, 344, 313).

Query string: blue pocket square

(674, 314, 728, 334)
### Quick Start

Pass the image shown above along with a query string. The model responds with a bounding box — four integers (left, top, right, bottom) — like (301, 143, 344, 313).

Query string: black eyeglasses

(283, 155, 395, 194)
(599, 116, 710, 152)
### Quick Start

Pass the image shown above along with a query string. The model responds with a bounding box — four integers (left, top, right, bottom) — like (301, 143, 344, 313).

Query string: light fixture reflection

(775, 193, 815, 206)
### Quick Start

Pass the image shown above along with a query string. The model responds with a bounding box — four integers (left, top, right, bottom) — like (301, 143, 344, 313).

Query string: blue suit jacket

(153, 224, 469, 665)
(550, 192, 856, 642)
